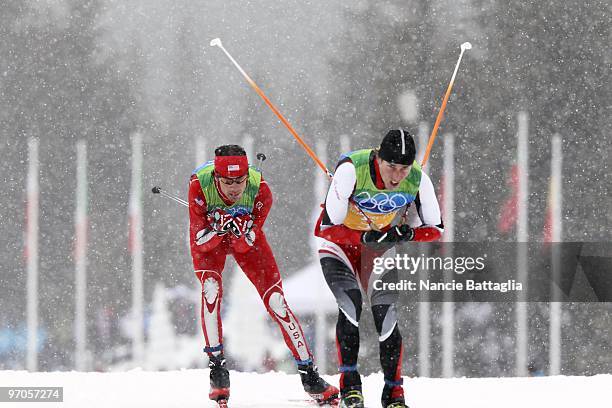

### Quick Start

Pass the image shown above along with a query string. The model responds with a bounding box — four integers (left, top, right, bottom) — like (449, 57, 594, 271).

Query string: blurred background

(1, 0, 611, 376)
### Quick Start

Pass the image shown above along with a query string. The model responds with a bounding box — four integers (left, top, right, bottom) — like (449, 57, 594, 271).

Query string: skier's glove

(195, 228, 217, 246)
(209, 210, 241, 238)
(194, 226, 225, 252)
(361, 225, 414, 246)
(234, 214, 254, 236)
(231, 215, 256, 254)
(396, 224, 415, 241)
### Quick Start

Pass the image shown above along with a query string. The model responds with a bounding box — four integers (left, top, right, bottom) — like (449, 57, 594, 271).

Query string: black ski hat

(378, 129, 416, 165)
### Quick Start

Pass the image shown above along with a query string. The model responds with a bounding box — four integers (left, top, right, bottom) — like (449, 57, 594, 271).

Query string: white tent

(282, 259, 338, 315)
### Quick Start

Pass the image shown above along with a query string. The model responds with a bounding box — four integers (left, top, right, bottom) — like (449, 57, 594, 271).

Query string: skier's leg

(193, 243, 230, 402)
(234, 231, 312, 362)
(319, 240, 363, 395)
(372, 303, 405, 406)
(234, 232, 339, 403)
(194, 242, 228, 358)
(369, 253, 405, 407)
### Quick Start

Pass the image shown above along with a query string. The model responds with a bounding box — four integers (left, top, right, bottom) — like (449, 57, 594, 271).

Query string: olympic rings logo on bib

(353, 191, 414, 213)
(210, 205, 251, 218)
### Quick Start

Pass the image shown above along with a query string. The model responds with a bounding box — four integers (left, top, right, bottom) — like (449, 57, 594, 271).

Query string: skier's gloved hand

(207, 210, 224, 233)
(194, 226, 225, 252)
(209, 210, 240, 237)
(195, 228, 217, 246)
(231, 214, 256, 253)
(361, 225, 414, 246)
(233, 214, 254, 236)
(396, 224, 415, 241)
(361, 227, 399, 245)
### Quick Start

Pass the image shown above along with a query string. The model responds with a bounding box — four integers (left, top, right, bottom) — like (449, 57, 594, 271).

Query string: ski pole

(256, 153, 267, 173)
(210, 38, 380, 230)
(210, 38, 332, 179)
(152, 186, 188, 207)
(421, 42, 472, 168)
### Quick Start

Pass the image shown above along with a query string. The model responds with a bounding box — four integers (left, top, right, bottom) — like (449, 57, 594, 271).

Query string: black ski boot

(381, 383, 408, 408)
(298, 362, 339, 405)
(339, 387, 365, 408)
(337, 369, 363, 408)
(208, 354, 230, 405)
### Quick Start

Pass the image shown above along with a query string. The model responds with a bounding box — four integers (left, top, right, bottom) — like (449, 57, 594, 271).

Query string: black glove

(396, 224, 415, 241)
(361, 225, 414, 245)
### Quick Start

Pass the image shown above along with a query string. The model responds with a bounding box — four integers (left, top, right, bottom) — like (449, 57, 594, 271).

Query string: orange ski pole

(421, 42, 472, 168)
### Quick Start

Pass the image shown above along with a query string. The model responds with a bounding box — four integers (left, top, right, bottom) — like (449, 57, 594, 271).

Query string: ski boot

(208, 354, 230, 406)
(298, 362, 339, 405)
(339, 387, 365, 408)
(381, 382, 408, 408)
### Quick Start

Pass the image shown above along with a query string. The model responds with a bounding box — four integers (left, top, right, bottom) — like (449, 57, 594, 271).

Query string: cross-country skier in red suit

(315, 130, 444, 408)
(189, 144, 339, 407)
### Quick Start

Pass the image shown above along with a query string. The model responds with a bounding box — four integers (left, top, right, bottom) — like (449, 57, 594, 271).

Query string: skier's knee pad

(338, 288, 362, 327)
(372, 304, 398, 341)
(264, 290, 289, 318)
(199, 271, 222, 304)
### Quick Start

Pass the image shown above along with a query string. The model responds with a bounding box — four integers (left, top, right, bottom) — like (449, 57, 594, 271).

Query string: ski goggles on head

(216, 174, 248, 186)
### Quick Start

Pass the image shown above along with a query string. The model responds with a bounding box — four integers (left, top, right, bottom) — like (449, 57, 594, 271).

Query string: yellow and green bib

(342, 149, 421, 231)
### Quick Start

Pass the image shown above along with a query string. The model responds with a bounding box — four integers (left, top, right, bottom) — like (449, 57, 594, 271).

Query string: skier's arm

(316, 161, 364, 246)
(189, 175, 225, 253)
(325, 161, 356, 224)
(250, 178, 272, 229)
(412, 172, 444, 242)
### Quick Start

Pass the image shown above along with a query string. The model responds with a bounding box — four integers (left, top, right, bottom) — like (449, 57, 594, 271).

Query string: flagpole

(195, 135, 207, 167)
(74, 140, 88, 370)
(417, 122, 430, 377)
(441, 133, 455, 378)
(130, 132, 144, 367)
(26, 137, 40, 372)
(314, 139, 328, 374)
(417, 122, 429, 165)
(516, 111, 529, 376)
(549, 134, 563, 375)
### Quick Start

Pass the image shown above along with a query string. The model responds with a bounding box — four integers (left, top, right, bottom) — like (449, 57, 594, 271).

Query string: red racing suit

(189, 173, 312, 363)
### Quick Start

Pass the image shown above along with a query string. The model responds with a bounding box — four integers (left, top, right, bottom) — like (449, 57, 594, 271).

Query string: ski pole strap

(339, 364, 358, 373)
(384, 378, 404, 387)
(203, 344, 224, 354)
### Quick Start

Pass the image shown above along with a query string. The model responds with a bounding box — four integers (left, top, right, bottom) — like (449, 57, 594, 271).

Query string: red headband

(214, 155, 249, 178)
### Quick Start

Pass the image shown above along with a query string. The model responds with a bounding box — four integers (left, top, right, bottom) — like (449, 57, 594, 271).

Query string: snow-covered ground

(1, 370, 609, 408)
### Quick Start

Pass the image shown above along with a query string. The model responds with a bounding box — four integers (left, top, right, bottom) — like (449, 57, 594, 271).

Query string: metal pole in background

(516, 111, 529, 376)
(314, 139, 328, 374)
(340, 134, 351, 157)
(130, 132, 145, 367)
(195, 135, 207, 167)
(26, 137, 40, 372)
(549, 134, 563, 375)
(417, 122, 431, 377)
(417, 122, 429, 165)
(74, 140, 89, 371)
(441, 133, 455, 378)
